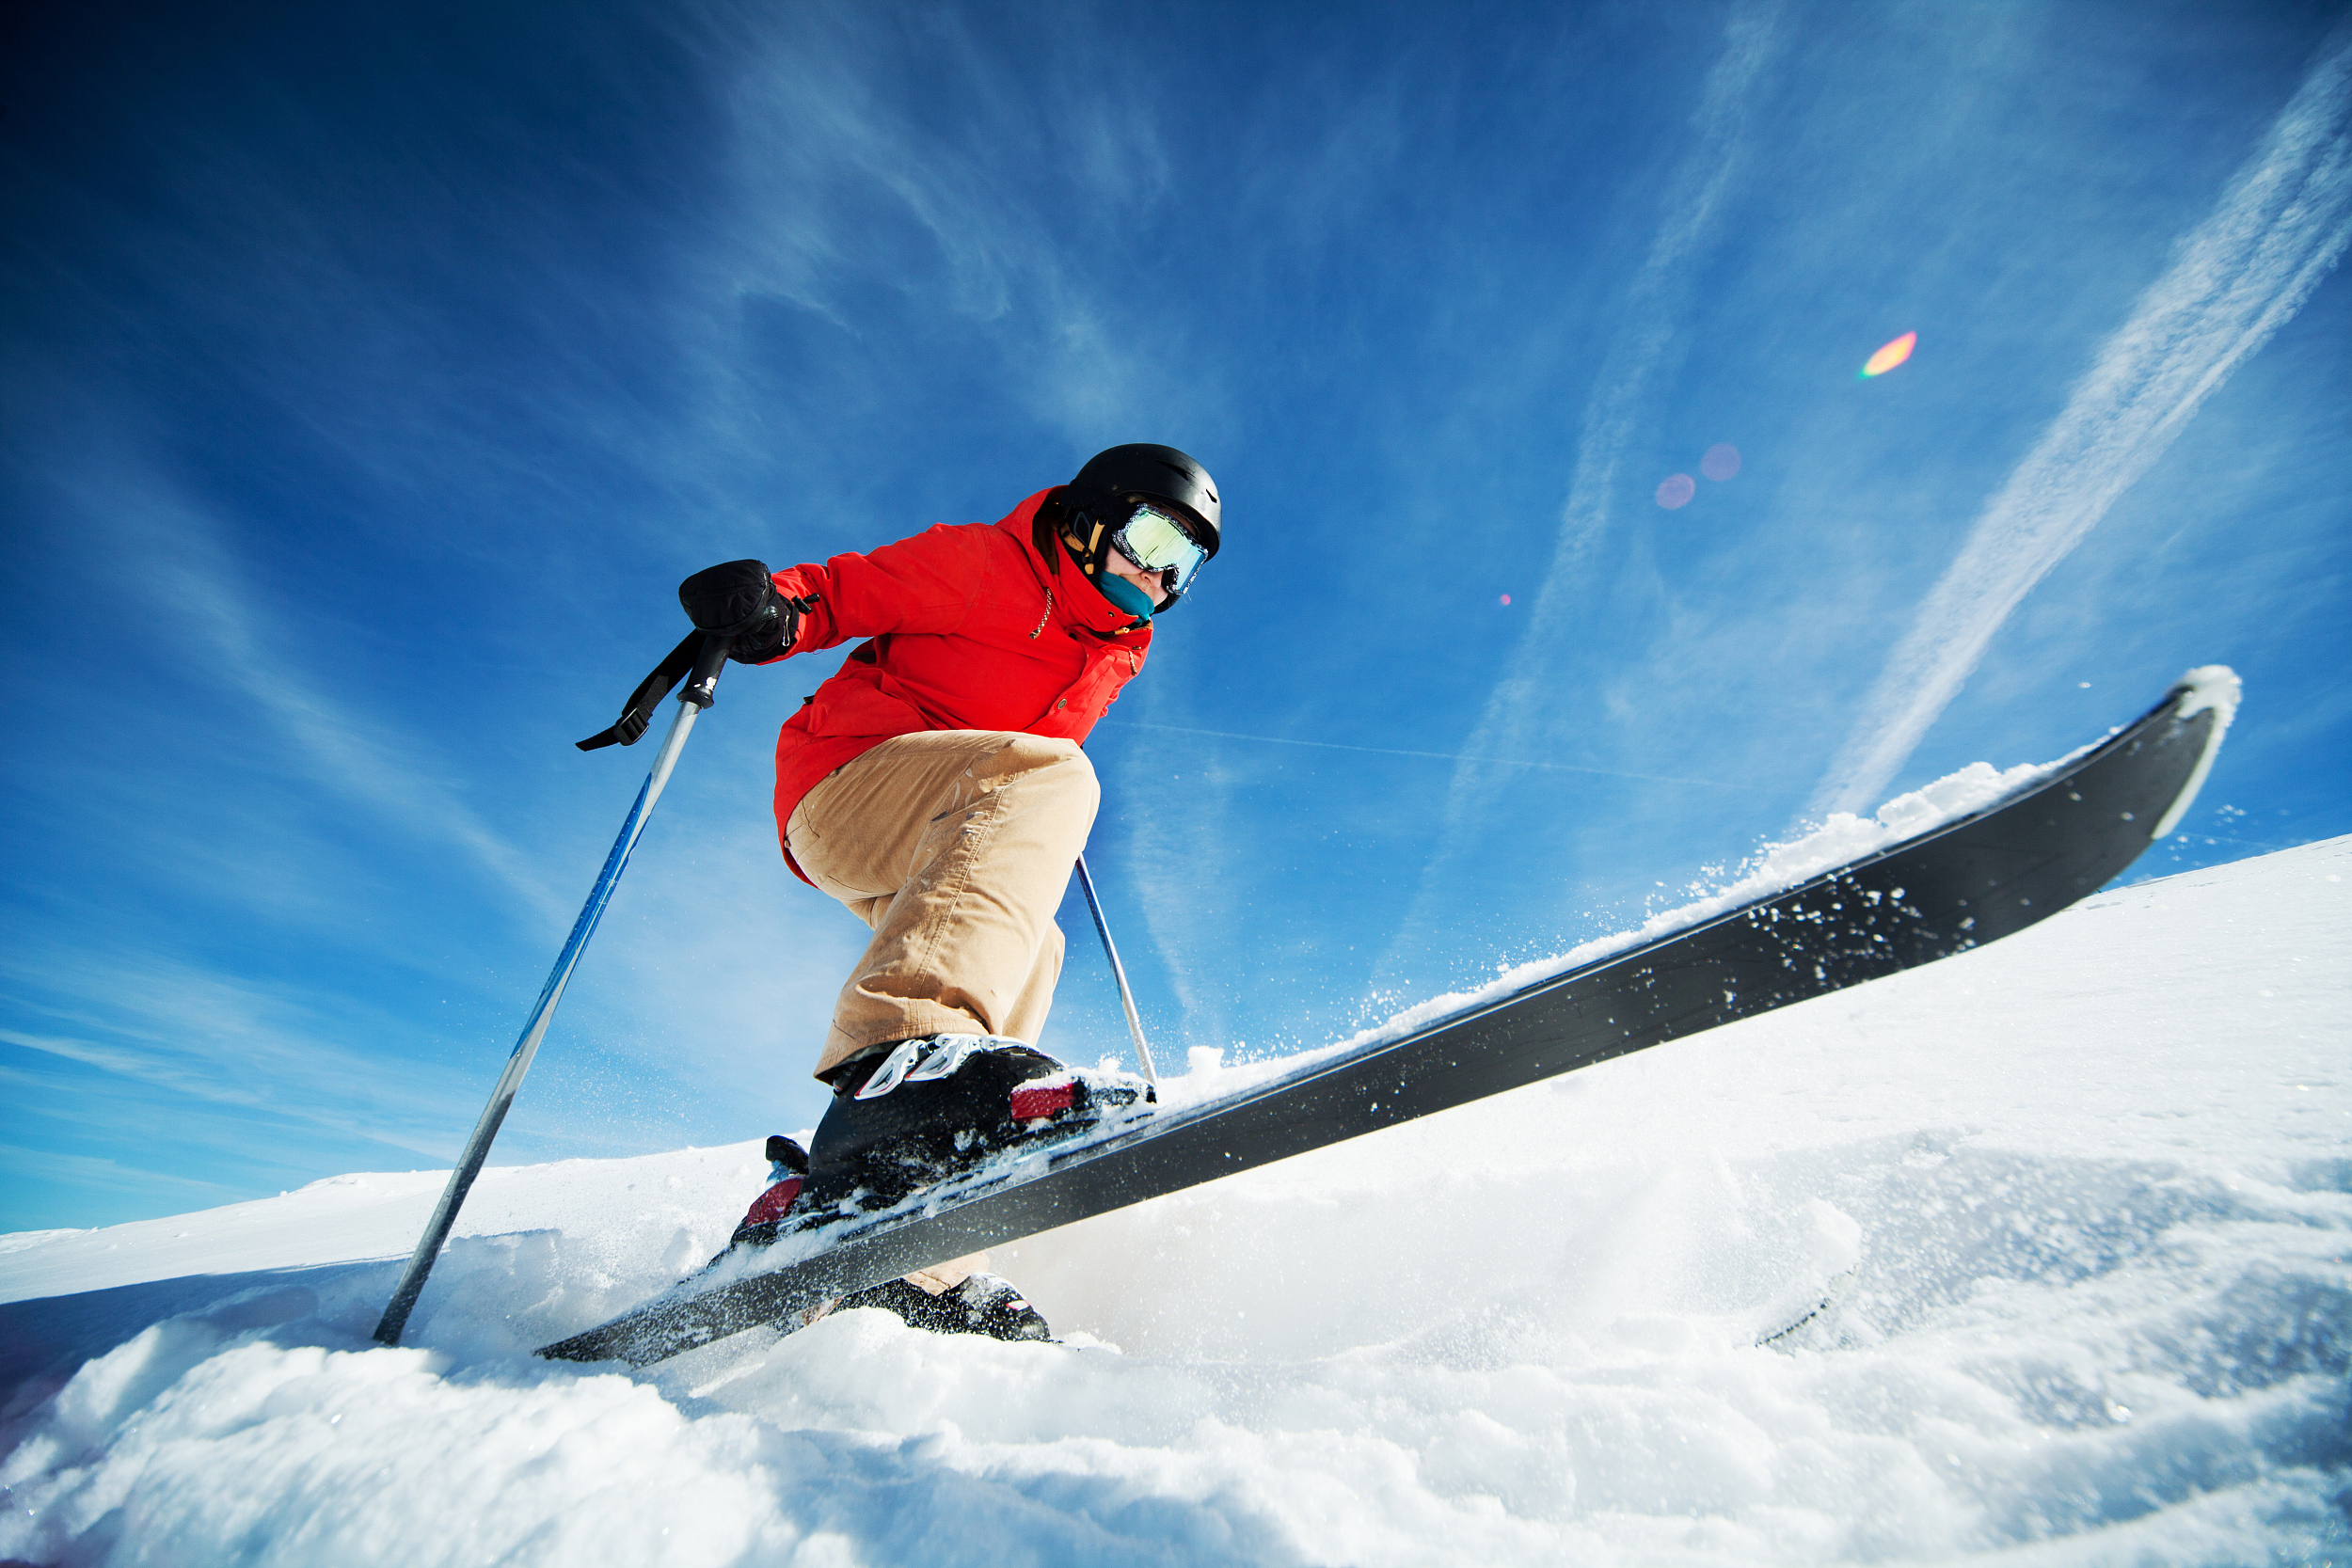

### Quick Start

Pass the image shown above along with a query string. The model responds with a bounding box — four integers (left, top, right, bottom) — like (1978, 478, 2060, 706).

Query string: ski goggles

(1106, 501, 1212, 594)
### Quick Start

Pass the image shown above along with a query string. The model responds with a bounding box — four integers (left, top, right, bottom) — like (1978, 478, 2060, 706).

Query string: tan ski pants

(787, 729, 1099, 1076)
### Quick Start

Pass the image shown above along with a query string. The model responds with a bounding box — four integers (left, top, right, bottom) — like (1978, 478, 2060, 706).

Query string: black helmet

(1068, 443, 1220, 555)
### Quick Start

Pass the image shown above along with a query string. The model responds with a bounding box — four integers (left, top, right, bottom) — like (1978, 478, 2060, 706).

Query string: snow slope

(2, 837, 2344, 1566)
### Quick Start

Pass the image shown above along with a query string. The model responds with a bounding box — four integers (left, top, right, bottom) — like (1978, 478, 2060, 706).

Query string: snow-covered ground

(3, 836, 2344, 1566)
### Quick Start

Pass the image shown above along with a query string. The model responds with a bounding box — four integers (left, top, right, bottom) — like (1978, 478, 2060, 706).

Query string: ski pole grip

(681, 632, 731, 709)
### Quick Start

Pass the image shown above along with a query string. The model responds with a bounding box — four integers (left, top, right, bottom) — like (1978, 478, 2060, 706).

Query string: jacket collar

(1001, 488, 1153, 641)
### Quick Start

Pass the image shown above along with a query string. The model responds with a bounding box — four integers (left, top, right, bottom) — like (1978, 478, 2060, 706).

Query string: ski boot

(726, 1035, 1152, 1248)
(803, 1034, 1151, 1214)
(718, 1145, 1053, 1339)
(834, 1272, 1052, 1341)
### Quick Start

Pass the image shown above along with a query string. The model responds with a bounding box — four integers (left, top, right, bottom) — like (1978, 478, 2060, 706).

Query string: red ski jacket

(762, 488, 1152, 882)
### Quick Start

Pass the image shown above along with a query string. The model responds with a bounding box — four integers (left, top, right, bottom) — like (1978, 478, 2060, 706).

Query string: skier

(674, 444, 1220, 1340)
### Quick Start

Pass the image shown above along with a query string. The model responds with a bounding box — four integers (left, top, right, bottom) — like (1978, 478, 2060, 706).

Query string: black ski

(540, 671, 2233, 1367)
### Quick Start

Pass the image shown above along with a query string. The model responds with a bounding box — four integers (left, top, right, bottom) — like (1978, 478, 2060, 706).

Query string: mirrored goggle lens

(1115, 503, 1208, 591)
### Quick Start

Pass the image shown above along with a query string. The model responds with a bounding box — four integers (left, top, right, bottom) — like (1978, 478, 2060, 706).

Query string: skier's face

(1104, 545, 1172, 608)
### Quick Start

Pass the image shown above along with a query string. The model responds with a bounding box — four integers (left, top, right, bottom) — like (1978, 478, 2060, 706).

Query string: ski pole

(374, 632, 732, 1347)
(1074, 851, 1157, 1085)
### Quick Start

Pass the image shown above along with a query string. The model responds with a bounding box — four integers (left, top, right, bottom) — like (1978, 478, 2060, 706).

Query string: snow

(3, 834, 2344, 1566)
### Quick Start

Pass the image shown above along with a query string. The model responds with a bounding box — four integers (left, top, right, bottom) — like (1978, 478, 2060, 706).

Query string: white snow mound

(1, 835, 2345, 1567)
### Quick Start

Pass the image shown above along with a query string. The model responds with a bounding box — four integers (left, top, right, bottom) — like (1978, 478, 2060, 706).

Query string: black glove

(677, 560, 814, 664)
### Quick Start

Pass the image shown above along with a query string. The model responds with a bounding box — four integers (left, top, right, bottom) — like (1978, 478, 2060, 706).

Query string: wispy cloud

(1370, 1, 1785, 990)
(0, 942, 475, 1164)
(1125, 721, 1756, 792)
(53, 458, 568, 931)
(1088, 646, 1243, 1063)
(706, 5, 1188, 455)
(0, 1140, 246, 1212)
(1520, 3, 1785, 609)
(1810, 28, 2352, 816)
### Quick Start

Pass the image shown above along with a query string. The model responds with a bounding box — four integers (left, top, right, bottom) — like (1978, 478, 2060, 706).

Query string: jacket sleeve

(758, 524, 994, 660)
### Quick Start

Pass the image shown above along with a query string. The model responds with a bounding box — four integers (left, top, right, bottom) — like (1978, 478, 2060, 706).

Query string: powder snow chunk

(2175, 663, 2242, 727)
(2151, 663, 2240, 838)
(1877, 761, 2023, 836)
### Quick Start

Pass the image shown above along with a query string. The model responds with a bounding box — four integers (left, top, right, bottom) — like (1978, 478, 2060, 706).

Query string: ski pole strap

(577, 629, 705, 751)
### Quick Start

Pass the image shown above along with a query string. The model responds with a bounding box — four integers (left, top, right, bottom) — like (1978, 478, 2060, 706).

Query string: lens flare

(1656, 474, 1696, 509)
(1701, 443, 1741, 481)
(1861, 331, 1916, 377)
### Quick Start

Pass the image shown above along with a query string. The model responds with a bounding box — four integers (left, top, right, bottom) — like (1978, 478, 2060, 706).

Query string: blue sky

(4, 1, 2347, 1232)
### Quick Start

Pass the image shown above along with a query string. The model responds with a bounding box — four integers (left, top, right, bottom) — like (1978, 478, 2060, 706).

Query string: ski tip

(2170, 665, 2242, 729)
(2151, 665, 2241, 840)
